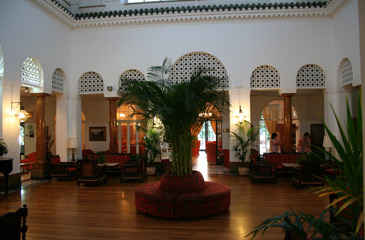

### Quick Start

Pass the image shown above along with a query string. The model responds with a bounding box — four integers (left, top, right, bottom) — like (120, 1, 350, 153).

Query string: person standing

(297, 132, 311, 153)
(270, 132, 280, 153)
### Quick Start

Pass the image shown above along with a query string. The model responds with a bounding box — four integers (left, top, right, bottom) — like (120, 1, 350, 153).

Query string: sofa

(263, 152, 302, 175)
(20, 152, 36, 171)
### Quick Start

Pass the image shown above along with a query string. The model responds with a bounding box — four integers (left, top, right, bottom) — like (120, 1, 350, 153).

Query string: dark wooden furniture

(120, 159, 146, 182)
(292, 160, 324, 188)
(77, 160, 107, 186)
(0, 204, 28, 240)
(50, 156, 77, 180)
(0, 157, 13, 195)
(250, 161, 276, 183)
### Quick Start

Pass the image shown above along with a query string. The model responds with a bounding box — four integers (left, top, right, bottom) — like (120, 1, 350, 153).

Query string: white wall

(82, 96, 110, 152)
(0, 0, 72, 167)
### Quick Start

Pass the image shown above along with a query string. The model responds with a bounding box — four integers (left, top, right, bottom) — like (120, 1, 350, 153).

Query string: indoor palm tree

(118, 59, 229, 176)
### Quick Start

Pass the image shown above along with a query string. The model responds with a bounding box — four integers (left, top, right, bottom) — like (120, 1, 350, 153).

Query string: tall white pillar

(229, 87, 250, 162)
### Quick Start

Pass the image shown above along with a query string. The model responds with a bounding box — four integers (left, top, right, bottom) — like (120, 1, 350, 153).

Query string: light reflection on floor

(192, 151, 230, 181)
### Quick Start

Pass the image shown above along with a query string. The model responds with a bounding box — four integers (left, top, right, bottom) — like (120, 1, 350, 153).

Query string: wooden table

(281, 163, 300, 179)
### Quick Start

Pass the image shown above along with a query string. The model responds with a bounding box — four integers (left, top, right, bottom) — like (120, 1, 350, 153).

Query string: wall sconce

(67, 137, 78, 162)
(236, 105, 246, 123)
(107, 86, 113, 91)
(11, 102, 30, 123)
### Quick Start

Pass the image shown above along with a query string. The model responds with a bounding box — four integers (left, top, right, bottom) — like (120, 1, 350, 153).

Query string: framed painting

(89, 127, 106, 141)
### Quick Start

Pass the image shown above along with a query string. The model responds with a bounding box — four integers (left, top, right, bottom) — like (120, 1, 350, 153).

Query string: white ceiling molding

(27, 0, 350, 30)
(27, 0, 75, 28)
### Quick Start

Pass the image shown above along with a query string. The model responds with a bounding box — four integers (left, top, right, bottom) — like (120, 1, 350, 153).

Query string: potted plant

(0, 139, 8, 157)
(247, 91, 363, 239)
(231, 121, 259, 175)
(142, 128, 162, 175)
(118, 58, 229, 176)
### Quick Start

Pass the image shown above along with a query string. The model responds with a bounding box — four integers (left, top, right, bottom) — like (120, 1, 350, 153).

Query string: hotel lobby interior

(0, 0, 364, 239)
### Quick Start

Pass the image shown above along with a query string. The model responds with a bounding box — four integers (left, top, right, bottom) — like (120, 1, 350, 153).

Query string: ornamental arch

(169, 52, 229, 90)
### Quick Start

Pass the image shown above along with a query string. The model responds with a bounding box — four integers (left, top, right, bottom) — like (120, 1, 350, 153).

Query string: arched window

(52, 68, 65, 93)
(250, 65, 280, 89)
(119, 69, 145, 89)
(296, 64, 325, 89)
(339, 58, 353, 86)
(21, 57, 43, 87)
(169, 52, 229, 89)
(78, 71, 104, 94)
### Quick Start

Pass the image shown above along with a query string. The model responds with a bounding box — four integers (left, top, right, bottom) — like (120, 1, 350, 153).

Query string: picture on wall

(89, 127, 106, 141)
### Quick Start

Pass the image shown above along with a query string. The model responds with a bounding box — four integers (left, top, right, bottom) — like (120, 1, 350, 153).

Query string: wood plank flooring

(0, 174, 328, 240)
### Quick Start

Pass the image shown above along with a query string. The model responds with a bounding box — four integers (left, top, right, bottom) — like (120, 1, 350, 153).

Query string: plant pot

(238, 167, 249, 176)
(146, 166, 156, 176)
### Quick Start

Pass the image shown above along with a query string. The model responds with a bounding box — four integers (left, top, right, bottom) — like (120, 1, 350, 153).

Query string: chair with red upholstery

(50, 155, 77, 180)
(206, 141, 216, 163)
(77, 160, 107, 186)
(82, 149, 94, 160)
(21, 152, 36, 172)
(192, 140, 200, 157)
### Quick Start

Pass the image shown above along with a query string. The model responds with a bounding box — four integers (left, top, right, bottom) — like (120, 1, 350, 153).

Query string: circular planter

(159, 170, 206, 193)
(146, 166, 156, 176)
(238, 167, 249, 176)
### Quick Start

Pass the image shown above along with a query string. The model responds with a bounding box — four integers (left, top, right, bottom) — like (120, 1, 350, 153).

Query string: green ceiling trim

(50, 0, 331, 20)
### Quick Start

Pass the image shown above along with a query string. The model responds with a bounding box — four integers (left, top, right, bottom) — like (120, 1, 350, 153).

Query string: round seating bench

(135, 178, 231, 219)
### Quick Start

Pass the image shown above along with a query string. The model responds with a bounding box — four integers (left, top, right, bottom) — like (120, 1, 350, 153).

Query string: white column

(2, 77, 21, 173)
(55, 94, 68, 162)
(67, 94, 82, 161)
(229, 87, 250, 162)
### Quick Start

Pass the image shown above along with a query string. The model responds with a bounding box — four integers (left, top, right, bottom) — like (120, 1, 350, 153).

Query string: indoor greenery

(118, 58, 229, 176)
(142, 128, 162, 167)
(247, 91, 363, 239)
(231, 121, 259, 167)
(0, 139, 8, 156)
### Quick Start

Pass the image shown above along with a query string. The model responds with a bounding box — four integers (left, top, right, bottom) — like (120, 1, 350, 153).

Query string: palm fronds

(118, 60, 229, 176)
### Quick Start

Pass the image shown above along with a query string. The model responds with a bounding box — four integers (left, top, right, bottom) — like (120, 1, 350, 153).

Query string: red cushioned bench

(135, 171, 230, 219)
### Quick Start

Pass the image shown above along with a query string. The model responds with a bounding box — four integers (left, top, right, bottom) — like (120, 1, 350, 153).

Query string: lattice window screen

(119, 69, 145, 85)
(296, 64, 325, 88)
(22, 57, 41, 87)
(250, 65, 280, 89)
(341, 59, 353, 86)
(78, 71, 104, 94)
(52, 69, 64, 93)
(168, 52, 229, 90)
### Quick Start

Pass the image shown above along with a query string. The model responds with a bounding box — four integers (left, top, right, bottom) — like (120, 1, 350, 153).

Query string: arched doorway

(259, 100, 299, 153)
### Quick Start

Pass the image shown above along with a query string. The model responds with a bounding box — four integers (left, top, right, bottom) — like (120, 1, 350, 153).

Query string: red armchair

(206, 141, 216, 163)
(50, 155, 77, 180)
(192, 140, 200, 157)
(21, 152, 36, 172)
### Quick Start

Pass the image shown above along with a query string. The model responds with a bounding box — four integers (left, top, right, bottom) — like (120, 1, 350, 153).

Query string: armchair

(77, 160, 107, 186)
(249, 158, 276, 183)
(120, 158, 146, 182)
(292, 160, 324, 189)
(0, 204, 28, 240)
(50, 156, 77, 180)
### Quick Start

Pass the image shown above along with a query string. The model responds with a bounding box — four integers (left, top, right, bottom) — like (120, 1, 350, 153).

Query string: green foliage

(0, 139, 8, 156)
(246, 209, 335, 240)
(310, 91, 363, 236)
(142, 128, 162, 166)
(118, 59, 229, 176)
(231, 121, 258, 166)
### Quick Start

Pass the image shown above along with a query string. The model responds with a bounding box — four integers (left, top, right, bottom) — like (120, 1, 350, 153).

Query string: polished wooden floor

(1, 158, 328, 240)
